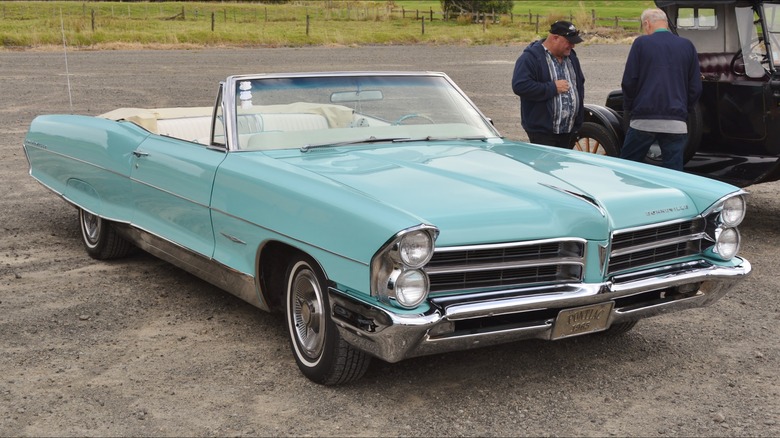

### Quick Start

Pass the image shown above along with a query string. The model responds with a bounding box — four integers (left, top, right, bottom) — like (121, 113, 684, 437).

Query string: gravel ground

(1, 44, 779, 437)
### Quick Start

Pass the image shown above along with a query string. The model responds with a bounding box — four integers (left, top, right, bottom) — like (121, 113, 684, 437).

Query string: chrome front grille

(425, 239, 585, 293)
(607, 218, 708, 275)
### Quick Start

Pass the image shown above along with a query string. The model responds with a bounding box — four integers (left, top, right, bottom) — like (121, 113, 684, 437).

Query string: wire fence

(0, 2, 643, 49)
(1, 2, 642, 33)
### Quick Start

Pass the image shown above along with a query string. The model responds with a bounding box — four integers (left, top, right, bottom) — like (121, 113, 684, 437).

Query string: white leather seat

(260, 113, 329, 131)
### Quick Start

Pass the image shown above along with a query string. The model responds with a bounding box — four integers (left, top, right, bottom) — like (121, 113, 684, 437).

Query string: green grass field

(0, 1, 653, 49)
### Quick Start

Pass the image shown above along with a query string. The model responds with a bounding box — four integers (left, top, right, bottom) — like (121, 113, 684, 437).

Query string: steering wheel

(393, 113, 435, 125)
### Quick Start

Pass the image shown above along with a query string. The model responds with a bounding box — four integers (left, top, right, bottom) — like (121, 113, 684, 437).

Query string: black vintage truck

(577, 0, 780, 187)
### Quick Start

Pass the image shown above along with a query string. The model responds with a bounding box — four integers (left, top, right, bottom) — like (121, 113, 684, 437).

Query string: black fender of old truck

(583, 103, 625, 147)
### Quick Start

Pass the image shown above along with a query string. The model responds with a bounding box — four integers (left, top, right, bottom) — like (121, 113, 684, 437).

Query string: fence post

(614, 16, 618, 28)
(91, 9, 95, 31)
(211, 12, 214, 31)
(429, 7, 433, 21)
(592, 9, 596, 26)
(482, 13, 486, 32)
(306, 15, 310, 35)
(421, 16, 425, 34)
(535, 14, 539, 34)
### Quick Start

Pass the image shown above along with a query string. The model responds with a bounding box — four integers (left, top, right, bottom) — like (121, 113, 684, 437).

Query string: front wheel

(78, 208, 133, 260)
(574, 122, 620, 156)
(601, 320, 638, 336)
(285, 256, 370, 385)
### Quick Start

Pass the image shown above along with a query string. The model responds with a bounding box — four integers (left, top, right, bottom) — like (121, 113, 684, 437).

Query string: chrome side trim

(115, 224, 268, 311)
(220, 232, 247, 245)
(129, 176, 210, 209)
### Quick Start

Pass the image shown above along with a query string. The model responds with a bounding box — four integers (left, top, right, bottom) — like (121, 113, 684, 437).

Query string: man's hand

(555, 80, 570, 94)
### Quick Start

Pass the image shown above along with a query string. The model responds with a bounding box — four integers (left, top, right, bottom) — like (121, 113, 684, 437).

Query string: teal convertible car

(24, 71, 751, 385)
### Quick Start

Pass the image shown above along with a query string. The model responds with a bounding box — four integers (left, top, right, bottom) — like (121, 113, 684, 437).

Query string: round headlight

(394, 269, 429, 308)
(399, 231, 433, 268)
(715, 227, 740, 259)
(720, 196, 746, 227)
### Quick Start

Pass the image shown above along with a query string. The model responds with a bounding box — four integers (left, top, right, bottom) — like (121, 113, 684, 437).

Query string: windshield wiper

(300, 136, 411, 152)
(299, 135, 490, 152)
(390, 136, 489, 142)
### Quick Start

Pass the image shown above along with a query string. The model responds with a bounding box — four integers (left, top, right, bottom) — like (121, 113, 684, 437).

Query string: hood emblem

(646, 205, 690, 216)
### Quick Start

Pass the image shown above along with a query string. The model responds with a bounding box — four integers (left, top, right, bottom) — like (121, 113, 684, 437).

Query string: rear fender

(63, 178, 102, 216)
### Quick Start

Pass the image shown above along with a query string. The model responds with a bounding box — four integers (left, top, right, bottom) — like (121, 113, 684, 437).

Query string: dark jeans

(527, 131, 576, 149)
(620, 128, 688, 171)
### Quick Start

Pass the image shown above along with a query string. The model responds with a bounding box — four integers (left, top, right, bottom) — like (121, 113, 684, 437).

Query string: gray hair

(641, 8, 668, 24)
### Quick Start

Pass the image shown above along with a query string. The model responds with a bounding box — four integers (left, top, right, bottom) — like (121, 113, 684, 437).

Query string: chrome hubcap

(81, 210, 101, 246)
(291, 268, 324, 359)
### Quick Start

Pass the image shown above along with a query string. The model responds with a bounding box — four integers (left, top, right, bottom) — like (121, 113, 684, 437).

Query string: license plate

(551, 302, 614, 340)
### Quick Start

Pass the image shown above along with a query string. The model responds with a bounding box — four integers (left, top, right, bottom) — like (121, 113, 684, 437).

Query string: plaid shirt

(543, 48, 579, 134)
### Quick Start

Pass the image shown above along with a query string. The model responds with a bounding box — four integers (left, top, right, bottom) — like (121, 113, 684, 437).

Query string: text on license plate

(551, 302, 614, 340)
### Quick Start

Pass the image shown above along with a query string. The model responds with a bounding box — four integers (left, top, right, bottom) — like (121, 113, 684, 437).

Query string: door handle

(132, 150, 149, 158)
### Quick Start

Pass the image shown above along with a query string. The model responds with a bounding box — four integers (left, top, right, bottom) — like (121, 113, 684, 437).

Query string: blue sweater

(511, 40, 585, 134)
(621, 30, 702, 122)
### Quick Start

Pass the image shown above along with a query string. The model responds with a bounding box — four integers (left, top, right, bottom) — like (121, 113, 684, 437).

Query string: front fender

(584, 104, 625, 146)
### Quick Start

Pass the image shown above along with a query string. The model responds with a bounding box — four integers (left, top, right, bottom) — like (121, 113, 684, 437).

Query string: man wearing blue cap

(512, 20, 586, 148)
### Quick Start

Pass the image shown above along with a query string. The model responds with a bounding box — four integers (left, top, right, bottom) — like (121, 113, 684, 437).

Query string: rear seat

(259, 113, 329, 132)
(156, 116, 212, 142)
(698, 52, 746, 82)
(101, 105, 343, 145)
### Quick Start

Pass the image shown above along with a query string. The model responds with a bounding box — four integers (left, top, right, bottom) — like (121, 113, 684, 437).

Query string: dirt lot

(1, 44, 779, 437)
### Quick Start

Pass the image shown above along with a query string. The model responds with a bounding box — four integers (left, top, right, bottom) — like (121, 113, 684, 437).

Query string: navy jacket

(511, 39, 585, 135)
(621, 30, 702, 122)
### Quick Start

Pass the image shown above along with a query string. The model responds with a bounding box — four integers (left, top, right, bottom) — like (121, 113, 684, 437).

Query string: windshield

(735, 5, 769, 78)
(763, 3, 780, 69)
(230, 75, 500, 151)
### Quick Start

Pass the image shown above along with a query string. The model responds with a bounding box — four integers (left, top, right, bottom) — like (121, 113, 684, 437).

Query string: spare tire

(574, 122, 620, 157)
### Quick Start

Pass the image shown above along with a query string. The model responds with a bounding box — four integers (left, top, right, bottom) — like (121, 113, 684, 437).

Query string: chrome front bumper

(328, 258, 751, 363)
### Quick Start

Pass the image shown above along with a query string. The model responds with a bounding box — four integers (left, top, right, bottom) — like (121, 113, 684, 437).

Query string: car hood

(272, 141, 710, 246)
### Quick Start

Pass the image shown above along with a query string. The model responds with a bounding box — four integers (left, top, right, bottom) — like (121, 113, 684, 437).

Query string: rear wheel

(574, 122, 620, 156)
(285, 256, 370, 385)
(78, 208, 133, 260)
